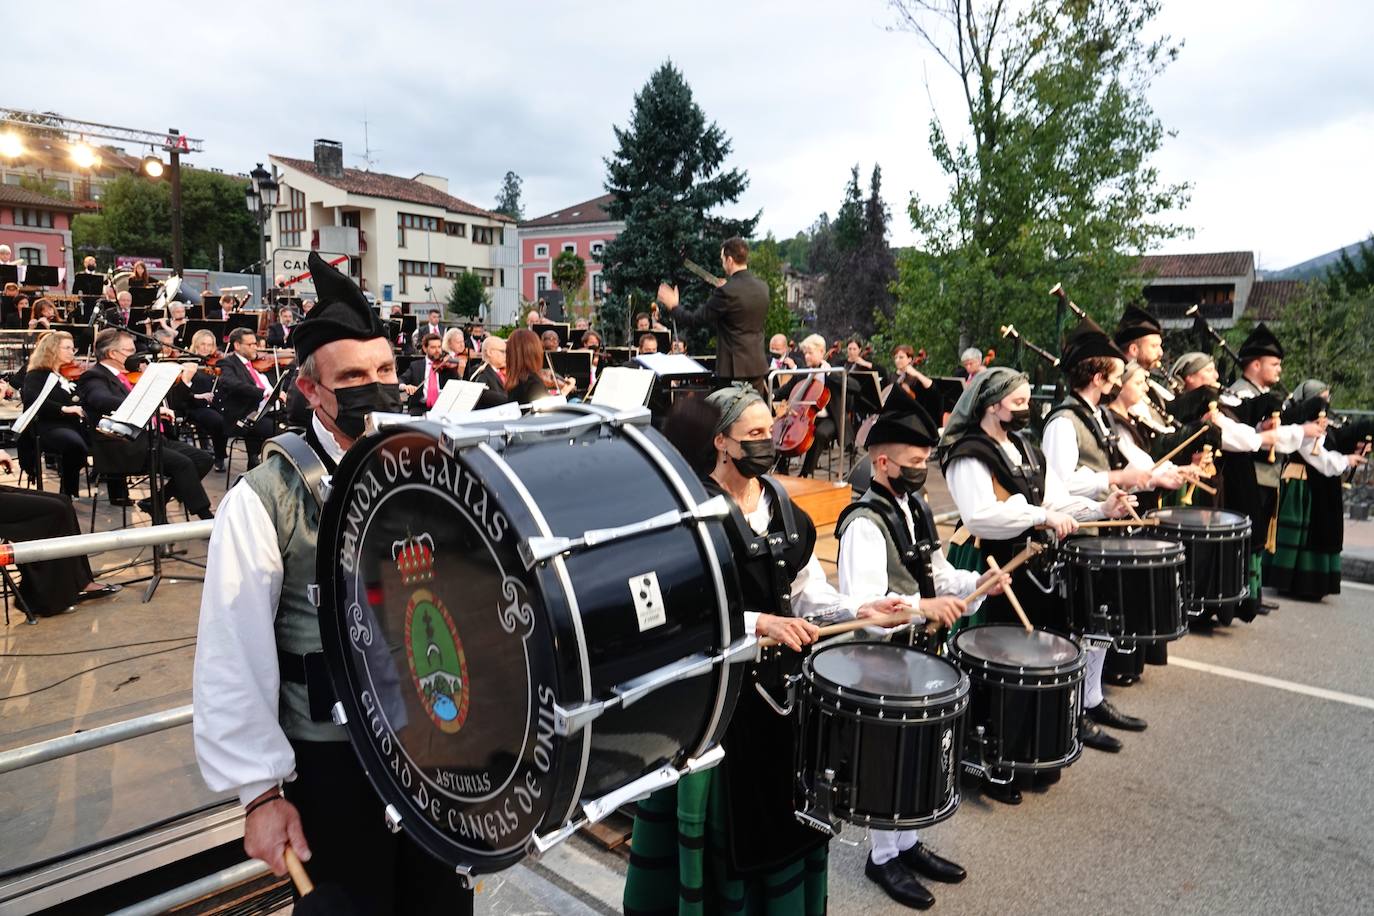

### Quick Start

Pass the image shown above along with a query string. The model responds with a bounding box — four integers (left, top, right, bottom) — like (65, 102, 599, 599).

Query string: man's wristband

(245, 790, 283, 817)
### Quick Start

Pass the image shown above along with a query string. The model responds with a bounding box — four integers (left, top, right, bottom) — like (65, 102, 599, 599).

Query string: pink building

(0, 186, 80, 284)
(518, 193, 623, 304)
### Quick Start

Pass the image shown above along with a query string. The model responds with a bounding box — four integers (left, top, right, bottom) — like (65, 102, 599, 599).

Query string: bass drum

(315, 405, 747, 878)
(1062, 536, 1186, 644)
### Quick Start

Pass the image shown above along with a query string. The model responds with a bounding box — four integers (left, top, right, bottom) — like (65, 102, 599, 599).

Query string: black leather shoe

(1089, 699, 1147, 731)
(213, 459, 226, 472)
(865, 856, 935, 910)
(899, 843, 966, 884)
(1103, 672, 1137, 687)
(982, 779, 1022, 805)
(1079, 714, 1123, 752)
(136, 497, 155, 515)
(1259, 599, 1278, 613)
(108, 497, 134, 507)
(77, 583, 122, 602)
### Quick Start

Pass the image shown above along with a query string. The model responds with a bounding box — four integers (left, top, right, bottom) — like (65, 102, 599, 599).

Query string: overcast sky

(16, 0, 1373, 270)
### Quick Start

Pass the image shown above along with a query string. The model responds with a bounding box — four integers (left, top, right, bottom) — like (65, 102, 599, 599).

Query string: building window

(473, 225, 498, 245)
(473, 267, 495, 287)
(398, 259, 443, 294)
(342, 211, 361, 228)
(16, 208, 54, 228)
(445, 222, 466, 237)
(18, 247, 42, 264)
(445, 267, 467, 280)
(534, 244, 548, 258)
(2, 173, 21, 186)
(561, 242, 576, 253)
(592, 273, 605, 299)
(590, 241, 605, 258)
(536, 275, 548, 293)
(278, 187, 305, 247)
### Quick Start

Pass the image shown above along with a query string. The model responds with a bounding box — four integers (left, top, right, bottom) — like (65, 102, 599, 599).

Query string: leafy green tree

(551, 249, 587, 301)
(879, 0, 1191, 372)
(18, 175, 71, 200)
(599, 61, 758, 344)
(1267, 283, 1374, 408)
(446, 270, 490, 320)
(749, 234, 793, 337)
(494, 171, 524, 221)
(1327, 235, 1374, 297)
(816, 164, 895, 339)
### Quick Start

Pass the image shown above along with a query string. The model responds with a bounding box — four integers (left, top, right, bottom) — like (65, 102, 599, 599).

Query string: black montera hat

(866, 381, 939, 447)
(1237, 322, 1284, 363)
(1114, 304, 1163, 347)
(292, 251, 387, 362)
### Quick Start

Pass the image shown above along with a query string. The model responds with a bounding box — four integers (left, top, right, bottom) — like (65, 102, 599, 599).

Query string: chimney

(314, 139, 343, 178)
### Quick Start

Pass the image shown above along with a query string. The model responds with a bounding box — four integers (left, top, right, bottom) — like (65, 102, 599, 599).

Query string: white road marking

(1342, 580, 1374, 593)
(1170, 656, 1374, 711)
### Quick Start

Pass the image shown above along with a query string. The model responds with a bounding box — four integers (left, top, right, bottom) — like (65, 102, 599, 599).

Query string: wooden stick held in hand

(988, 556, 1032, 633)
(284, 846, 314, 896)
(1268, 411, 1281, 463)
(1074, 518, 1160, 529)
(1153, 424, 1211, 469)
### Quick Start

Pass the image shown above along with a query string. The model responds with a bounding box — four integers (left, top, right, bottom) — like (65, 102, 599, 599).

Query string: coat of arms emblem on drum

(397, 533, 470, 734)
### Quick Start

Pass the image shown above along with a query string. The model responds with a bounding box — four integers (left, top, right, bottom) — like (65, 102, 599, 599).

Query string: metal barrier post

(0, 705, 193, 775)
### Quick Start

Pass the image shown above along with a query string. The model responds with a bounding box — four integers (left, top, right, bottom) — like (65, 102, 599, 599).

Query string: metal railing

(767, 364, 850, 481)
(0, 705, 194, 776)
(106, 860, 272, 916)
(0, 519, 213, 565)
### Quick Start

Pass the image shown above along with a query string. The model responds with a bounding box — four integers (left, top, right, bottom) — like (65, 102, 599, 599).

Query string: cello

(772, 341, 841, 458)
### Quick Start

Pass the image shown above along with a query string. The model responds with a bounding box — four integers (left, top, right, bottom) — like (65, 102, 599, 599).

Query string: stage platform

(772, 474, 851, 528)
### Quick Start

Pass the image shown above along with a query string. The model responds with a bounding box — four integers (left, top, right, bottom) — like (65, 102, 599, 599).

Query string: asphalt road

(481, 584, 1374, 916)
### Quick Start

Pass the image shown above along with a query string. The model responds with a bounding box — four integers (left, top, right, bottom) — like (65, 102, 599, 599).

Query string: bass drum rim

(803, 642, 969, 717)
(947, 625, 1087, 688)
(1146, 507, 1252, 536)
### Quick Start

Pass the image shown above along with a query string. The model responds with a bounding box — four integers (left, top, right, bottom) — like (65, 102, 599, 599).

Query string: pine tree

(1327, 235, 1374, 296)
(494, 171, 524, 221)
(599, 62, 758, 344)
(815, 164, 895, 339)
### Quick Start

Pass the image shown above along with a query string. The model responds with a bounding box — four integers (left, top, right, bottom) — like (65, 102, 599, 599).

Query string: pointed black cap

(1114, 304, 1163, 347)
(292, 251, 387, 362)
(866, 381, 939, 447)
(1237, 322, 1284, 362)
(1061, 316, 1125, 369)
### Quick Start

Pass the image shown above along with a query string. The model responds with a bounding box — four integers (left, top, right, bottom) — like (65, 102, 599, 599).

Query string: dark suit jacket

(265, 323, 294, 349)
(508, 372, 550, 405)
(671, 268, 769, 379)
(400, 358, 462, 414)
(468, 363, 509, 409)
(75, 365, 148, 473)
(216, 354, 270, 425)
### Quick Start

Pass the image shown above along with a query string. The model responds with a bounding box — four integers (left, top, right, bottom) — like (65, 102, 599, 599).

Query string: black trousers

(106, 439, 213, 515)
(285, 740, 473, 915)
(799, 416, 837, 477)
(0, 486, 92, 614)
(23, 426, 90, 496)
(235, 414, 277, 466)
(186, 407, 228, 461)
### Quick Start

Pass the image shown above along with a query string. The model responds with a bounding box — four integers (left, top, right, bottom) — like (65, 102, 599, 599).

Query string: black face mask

(729, 437, 776, 479)
(1000, 408, 1031, 432)
(890, 464, 928, 496)
(324, 381, 401, 439)
(1100, 384, 1120, 406)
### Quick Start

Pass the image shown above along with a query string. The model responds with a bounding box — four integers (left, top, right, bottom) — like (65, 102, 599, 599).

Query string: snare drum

(795, 642, 968, 833)
(1062, 536, 1186, 645)
(1144, 507, 1251, 625)
(948, 626, 1085, 775)
(315, 405, 748, 878)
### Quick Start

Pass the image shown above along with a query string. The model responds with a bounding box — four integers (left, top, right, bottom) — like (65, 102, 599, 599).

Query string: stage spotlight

(0, 132, 23, 159)
(71, 141, 98, 169)
(142, 155, 165, 178)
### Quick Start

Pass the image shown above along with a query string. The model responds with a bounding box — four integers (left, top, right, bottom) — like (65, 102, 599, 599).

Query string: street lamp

(0, 131, 22, 159)
(246, 163, 279, 301)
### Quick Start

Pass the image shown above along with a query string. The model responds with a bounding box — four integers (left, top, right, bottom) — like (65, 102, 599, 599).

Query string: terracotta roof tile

(0, 185, 83, 212)
(520, 193, 616, 228)
(1135, 251, 1254, 279)
(1244, 279, 1306, 320)
(272, 156, 512, 222)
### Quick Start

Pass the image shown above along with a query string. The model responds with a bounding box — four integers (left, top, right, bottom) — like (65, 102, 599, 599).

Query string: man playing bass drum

(624, 384, 908, 916)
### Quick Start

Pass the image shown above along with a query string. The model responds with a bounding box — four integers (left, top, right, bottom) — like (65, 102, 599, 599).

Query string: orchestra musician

(540, 329, 561, 352)
(505, 328, 573, 402)
(1, 282, 20, 329)
(27, 297, 57, 330)
(218, 327, 286, 470)
(169, 329, 229, 472)
(845, 339, 874, 372)
(636, 332, 659, 355)
(411, 308, 446, 350)
(75, 328, 213, 518)
(159, 302, 190, 343)
(127, 260, 155, 288)
(655, 236, 769, 397)
(890, 344, 933, 392)
(19, 330, 91, 497)
(399, 332, 462, 414)
(958, 347, 986, 383)
(468, 334, 509, 407)
(101, 290, 135, 328)
(776, 334, 857, 478)
(439, 328, 468, 367)
(266, 307, 297, 349)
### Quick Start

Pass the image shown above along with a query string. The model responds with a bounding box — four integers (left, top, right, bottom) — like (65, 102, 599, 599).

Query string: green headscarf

(1289, 378, 1328, 404)
(1169, 352, 1213, 383)
(704, 382, 764, 435)
(937, 366, 1029, 451)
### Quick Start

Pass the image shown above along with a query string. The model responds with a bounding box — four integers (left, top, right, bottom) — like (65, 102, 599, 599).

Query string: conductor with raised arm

(656, 236, 769, 398)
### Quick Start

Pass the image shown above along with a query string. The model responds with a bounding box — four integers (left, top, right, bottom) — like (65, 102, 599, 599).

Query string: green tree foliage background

(599, 62, 758, 345)
(879, 0, 1191, 374)
(446, 271, 490, 320)
(748, 234, 794, 338)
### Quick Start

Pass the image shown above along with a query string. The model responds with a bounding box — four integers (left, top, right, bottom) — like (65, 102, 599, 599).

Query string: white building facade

(267, 140, 518, 324)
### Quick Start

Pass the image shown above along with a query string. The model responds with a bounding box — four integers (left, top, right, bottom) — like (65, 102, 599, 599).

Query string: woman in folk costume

(1264, 380, 1368, 599)
(622, 384, 908, 916)
(937, 367, 1133, 803)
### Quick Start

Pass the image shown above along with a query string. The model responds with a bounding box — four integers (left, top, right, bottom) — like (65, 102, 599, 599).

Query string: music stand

(605, 346, 635, 367)
(634, 329, 671, 353)
(568, 328, 589, 349)
(25, 265, 60, 288)
(427, 379, 488, 419)
(72, 272, 103, 313)
(50, 322, 94, 352)
(130, 287, 158, 308)
(99, 362, 205, 601)
(0, 264, 19, 285)
(548, 350, 594, 394)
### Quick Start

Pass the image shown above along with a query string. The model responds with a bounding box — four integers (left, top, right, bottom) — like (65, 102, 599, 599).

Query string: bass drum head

(316, 421, 573, 875)
(1147, 507, 1249, 532)
(810, 642, 965, 710)
(952, 625, 1081, 672)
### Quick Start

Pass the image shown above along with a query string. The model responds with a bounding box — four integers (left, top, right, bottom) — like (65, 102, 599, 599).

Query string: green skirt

(622, 769, 828, 916)
(1263, 476, 1341, 599)
(946, 537, 988, 635)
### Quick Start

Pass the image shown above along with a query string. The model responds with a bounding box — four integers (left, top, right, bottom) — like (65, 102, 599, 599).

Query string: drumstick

(284, 846, 314, 896)
(1152, 424, 1210, 469)
(1189, 477, 1217, 496)
(758, 608, 918, 648)
(1111, 485, 1142, 522)
(1310, 410, 1326, 457)
(920, 541, 1046, 634)
(1073, 518, 1160, 529)
(1268, 411, 1280, 463)
(987, 556, 1032, 633)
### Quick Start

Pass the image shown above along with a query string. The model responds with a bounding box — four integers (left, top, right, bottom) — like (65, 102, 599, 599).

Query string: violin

(251, 348, 296, 372)
(983, 348, 996, 367)
(60, 357, 97, 381)
(773, 341, 842, 458)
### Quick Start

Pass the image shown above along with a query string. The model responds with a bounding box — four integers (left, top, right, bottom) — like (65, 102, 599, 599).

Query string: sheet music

(12, 372, 58, 435)
(590, 366, 656, 410)
(110, 362, 182, 429)
(427, 380, 487, 419)
(632, 352, 707, 376)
